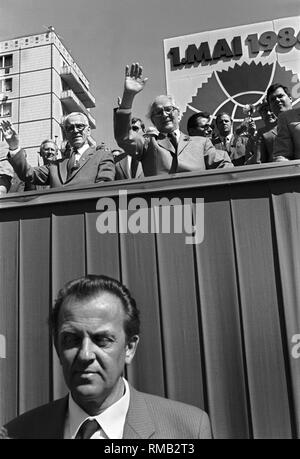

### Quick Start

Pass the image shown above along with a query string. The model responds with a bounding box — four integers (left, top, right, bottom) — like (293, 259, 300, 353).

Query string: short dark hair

(187, 112, 210, 131)
(50, 275, 140, 348)
(215, 112, 232, 124)
(266, 83, 291, 103)
(131, 117, 145, 131)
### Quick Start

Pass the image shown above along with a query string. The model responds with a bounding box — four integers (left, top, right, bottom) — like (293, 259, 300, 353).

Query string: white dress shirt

(9, 142, 89, 161)
(172, 128, 181, 142)
(220, 132, 233, 151)
(72, 143, 89, 163)
(64, 378, 130, 439)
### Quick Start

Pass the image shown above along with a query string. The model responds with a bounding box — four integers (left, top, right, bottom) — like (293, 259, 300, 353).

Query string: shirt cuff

(8, 147, 21, 157)
(116, 108, 132, 114)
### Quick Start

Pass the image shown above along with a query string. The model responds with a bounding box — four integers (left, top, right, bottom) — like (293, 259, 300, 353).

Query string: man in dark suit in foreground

(3, 275, 212, 439)
(0, 112, 115, 188)
(114, 63, 233, 177)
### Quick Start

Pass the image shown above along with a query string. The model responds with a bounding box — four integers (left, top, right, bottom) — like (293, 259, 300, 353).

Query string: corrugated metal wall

(1, 164, 300, 438)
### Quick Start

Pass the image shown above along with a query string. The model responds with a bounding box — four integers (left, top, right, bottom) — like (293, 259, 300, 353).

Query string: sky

(1, 0, 300, 148)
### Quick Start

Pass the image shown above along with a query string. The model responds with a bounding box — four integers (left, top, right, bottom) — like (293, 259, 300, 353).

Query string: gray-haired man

(0, 112, 115, 188)
(114, 63, 233, 177)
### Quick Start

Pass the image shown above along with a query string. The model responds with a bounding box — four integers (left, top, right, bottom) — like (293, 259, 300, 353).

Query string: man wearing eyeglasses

(114, 63, 233, 177)
(0, 112, 115, 189)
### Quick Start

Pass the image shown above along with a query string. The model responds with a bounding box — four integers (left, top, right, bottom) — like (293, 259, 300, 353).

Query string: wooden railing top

(1, 160, 300, 210)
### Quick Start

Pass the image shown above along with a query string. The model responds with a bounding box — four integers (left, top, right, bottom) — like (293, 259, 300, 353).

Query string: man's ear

(125, 335, 139, 365)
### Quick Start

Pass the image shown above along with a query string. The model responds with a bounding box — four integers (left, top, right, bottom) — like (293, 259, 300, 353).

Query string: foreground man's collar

(66, 378, 130, 439)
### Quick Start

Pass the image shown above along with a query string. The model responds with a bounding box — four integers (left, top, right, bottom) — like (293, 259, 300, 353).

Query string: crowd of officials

(0, 62, 299, 195)
(1, 63, 299, 440)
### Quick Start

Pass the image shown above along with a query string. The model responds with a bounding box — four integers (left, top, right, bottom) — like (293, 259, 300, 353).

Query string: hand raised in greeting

(124, 63, 148, 96)
(0, 120, 19, 151)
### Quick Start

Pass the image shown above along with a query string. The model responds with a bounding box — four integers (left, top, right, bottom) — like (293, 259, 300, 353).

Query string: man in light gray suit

(3, 275, 212, 439)
(0, 113, 115, 188)
(114, 63, 233, 177)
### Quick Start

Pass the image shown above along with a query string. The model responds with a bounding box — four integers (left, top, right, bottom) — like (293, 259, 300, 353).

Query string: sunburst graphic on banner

(180, 61, 300, 134)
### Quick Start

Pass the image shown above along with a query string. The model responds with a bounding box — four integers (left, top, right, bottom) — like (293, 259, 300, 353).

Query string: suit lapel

(48, 396, 69, 438)
(177, 133, 190, 156)
(157, 134, 176, 154)
(58, 158, 68, 184)
(119, 157, 130, 179)
(123, 386, 155, 439)
(66, 146, 95, 182)
(135, 161, 143, 178)
(37, 396, 68, 439)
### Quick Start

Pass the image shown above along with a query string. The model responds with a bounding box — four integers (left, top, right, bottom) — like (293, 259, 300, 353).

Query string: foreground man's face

(57, 292, 138, 414)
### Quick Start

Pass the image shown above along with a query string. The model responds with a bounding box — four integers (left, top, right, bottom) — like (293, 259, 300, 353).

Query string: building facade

(0, 27, 95, 165)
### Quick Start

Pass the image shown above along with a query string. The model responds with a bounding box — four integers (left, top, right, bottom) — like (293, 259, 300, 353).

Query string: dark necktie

(168, 132, 178, 174)
(67, 149, 78, 178)
(130, 156, 139, 178)
(75, 419, 99, 439)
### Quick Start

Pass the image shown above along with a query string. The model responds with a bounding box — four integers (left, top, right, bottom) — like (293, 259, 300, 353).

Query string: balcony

(60, 89, 96, 129)
(60, 66, 95, 108)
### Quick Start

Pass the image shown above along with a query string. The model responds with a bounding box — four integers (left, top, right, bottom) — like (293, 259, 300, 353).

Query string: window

(0, 54, 13, 68)
(0, 103, 12, 117)
(0, 78, 12, 92)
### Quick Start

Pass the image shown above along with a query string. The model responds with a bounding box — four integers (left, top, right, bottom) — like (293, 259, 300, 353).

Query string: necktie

(67, 149, 77, 178)
(130, 156, 139, 178)
(168, 132, 178, 174)
(75, 419, 99, 439)
(168, 131, 178, 151)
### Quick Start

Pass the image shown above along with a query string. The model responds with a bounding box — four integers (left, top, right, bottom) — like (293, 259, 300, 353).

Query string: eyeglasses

(65, 123, 88, 133)
(151, 106, 177, 117)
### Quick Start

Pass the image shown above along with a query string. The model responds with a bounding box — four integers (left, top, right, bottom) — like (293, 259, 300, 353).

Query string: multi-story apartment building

(0, 27, 95, 165)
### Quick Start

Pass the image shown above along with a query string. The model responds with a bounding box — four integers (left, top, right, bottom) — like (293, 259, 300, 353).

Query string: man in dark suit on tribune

(3, 275, 212, 439)
(273, 106, 300, 160)
(261, 84, 293, 162)
(115, 117, 144, 180)
(0, 112, 115, 188)
(114, 63, 233, 177)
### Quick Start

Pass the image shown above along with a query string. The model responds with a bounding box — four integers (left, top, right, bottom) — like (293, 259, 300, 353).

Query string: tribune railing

(1, 161, 300, 438)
